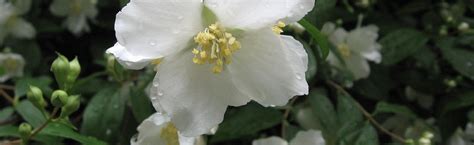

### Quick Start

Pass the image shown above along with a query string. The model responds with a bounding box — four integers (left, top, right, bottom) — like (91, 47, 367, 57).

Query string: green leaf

(299, 19, 331, 59)
(0, 107, 14, 121)
(301, 40, 318, 81)
(441, 91, 474, 115)
(129, 88, 153, 123)
(0, 125, 18, 137)
(42, 122, 107, 145)
(81, 86, 127, 143)
(0, 66, 5, 76)
(373, 102, 418, 119)
(306, 0, 337, 27)
(308, 88, 338, 144)
(354, 123, 379, 145)
(439, 39, 474, 80)
(381, 29, 429, 65)
(15, 100, 46, 127)
(211, 103, 283, 143)
(10, 40, 42, 72)
(14, 76, 53, 98)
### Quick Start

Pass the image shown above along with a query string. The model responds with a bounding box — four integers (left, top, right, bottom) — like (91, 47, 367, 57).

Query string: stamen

(192, 22, 241, 73)
(337, 43, 351, 58)
(272, 21, 286, 34)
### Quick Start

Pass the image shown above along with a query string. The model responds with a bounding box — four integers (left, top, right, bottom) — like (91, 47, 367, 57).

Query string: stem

(26, 107, 60, 142)
(326, 80, 407, 143)
(281, 97, 298, 138)
(0, 84, 15, 90)
(0, 88, 14, 104)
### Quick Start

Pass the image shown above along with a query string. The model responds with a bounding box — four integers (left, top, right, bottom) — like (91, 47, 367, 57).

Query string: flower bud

(27, 86, 46, 109)
(60, 95, 80, 118)
(66, 57, 81, 88)
(51, 54, 70, 89)
(19, 123, 32, 139)
(458, 22, 470, 32)
(51, 90, 68, 107)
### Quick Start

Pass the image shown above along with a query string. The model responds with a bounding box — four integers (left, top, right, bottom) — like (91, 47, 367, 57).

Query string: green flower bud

(51, 90, 68, 107)
(27, 86, 46, 109)
(19, 123, 32, 139)
(60, 95, 80, 118)
(67, 57, 81, 84)
(51, 54, 70, 89)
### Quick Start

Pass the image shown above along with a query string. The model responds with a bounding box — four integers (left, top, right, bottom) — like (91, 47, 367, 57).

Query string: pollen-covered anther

(337, 43, 351, 58)
(272, 21, 286, 34)
(192, 22, 241, 73)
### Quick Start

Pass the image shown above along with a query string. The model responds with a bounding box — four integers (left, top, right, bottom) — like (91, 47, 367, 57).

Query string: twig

(0, 89, 14, 104)
(326, 80, 407, 143)
(281, 97, 298, 138)
(0, 84, 14, 90)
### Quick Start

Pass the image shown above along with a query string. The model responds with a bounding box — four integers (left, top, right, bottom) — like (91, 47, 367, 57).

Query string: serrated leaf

(299, 19, 331, 59)
(211, 103, 283, 143)
(81, 86, 127, 143)
(14, 76, 53, 97)
(381, 29, 429, 65)
(373, 102, 418, 119)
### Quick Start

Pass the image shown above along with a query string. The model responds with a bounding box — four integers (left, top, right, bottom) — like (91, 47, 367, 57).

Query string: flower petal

(151, 51, 251, 136)
(106, 43, 154, 70)
(346, 54, 371, 80)
(328, 28, 348, 45)
(289, 130, 325, 145)
(252, 136, 288, 145)
(131, 113, 197, 145)
(321, 22, 336, 35)
(10, 18, 35, 39)
(205, 0, 314, 30)
(115, 0, 203, 59)
(228, 29, 309, 106)
(347, 25, 382, 63)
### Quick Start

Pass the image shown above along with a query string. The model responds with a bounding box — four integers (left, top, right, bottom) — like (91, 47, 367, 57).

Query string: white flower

(107, 0, 314, 136)
(49, 0, 98, 35)
(0, 52, 25, 82)
(0, 0, 35, 45)
(449, 123, 474, 145)
(252, 130, 325, 145)
(131, 113, 205, 145)
(321, 22, 382, 80)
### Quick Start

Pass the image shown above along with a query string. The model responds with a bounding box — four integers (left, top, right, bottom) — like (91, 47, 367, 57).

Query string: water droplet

(177, 16, 184, 20)
(149, 41, 156, 46)
(106, 129, 112, 135)
(299, 5, 305, 9)
(150, 96, 157, 100)
(296, 74, 302, 80)
(158, 91, 164, 96)
(172, 29, 180, 34)
(269, 105, 276, 107)
(153, 81, 159, 87)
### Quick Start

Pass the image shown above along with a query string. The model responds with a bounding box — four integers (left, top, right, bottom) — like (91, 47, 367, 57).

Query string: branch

(326, 80, 407, 143)
(281, 97, 298, 138)
(0, 88, 14, 104)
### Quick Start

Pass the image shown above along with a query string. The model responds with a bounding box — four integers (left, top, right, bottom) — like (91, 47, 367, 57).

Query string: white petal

(0, 53, 25, 82)
(65, 15, 90, 35)
(346, 54, 371, 80)
(321, 22, 336, 35)
(205, 0, 314, 30)
(131, 113, 198, 145)
(49, 0, 69, 16)
(228, 29, 308, 106)
(0, 0, 14, 22)
(10, 18, 35, 39)
(328, 28, 348, 45)
(152, 51, 251, 137)
(347, 25, 382, 63)
(106, 43, 154, 70)
(289, 130, 325, 145)
(115, 0, 203, 59)
(252, 136, 288, 145)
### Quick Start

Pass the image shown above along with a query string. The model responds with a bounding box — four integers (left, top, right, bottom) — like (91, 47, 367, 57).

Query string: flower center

(272, 21, 286, 34)
(192, 22, 241, 73)
(337, 43, 351, 58)
(3, 57, 19, 71)
(160, 123, 179, 145)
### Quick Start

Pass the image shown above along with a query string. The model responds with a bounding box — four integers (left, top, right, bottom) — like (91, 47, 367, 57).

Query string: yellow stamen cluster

(160, 123, 179, 145)
(272, 21, 286, 34)
(193, 23, 241, 73)
(3, 57, 19, 70)
(337, 43, 351, 58)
